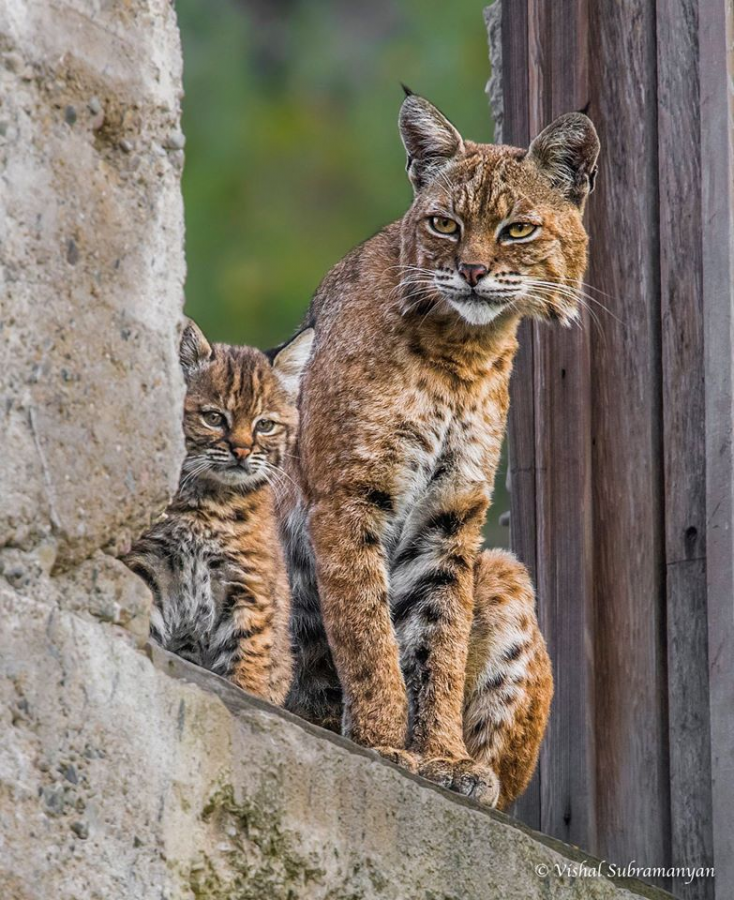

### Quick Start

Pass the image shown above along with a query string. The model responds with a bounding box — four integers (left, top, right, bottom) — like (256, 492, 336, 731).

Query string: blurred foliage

(175, 0, 508, 545)
(177, 0, 494, 347)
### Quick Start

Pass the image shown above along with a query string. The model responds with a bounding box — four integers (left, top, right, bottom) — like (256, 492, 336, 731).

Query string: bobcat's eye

(429, 216, 459, 236)
(504, 222, 538, 240)
(255, 419, 276, 434)
(203, 410, 226, 428)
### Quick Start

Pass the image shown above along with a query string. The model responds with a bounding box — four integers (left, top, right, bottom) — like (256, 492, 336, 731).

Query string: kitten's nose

(231, 445, 251, 461)
(458, 263, 489, 287)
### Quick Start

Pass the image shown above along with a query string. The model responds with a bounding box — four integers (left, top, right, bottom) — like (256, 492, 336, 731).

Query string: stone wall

(0, 2, 673, 898)
(0, 0, 186, 568)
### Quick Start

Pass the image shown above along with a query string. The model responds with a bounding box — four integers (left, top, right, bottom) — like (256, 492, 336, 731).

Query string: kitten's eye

(429, 216, 459, 236)
(255, 419, 276, 434)
(504, 222, 537, 240)
(203, 410, 225, 427)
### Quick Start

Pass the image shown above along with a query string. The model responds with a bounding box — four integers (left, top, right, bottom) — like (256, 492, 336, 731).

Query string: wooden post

(498, 0, 541, 832)
(656, 1, 714, 897)
(501, 0, 598, 853)
(588, 0, 671, 880)
(700, 3, 734, 898)
(494, 1, 733, 895)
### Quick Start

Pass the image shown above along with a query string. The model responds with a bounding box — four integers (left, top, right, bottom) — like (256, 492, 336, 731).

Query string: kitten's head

(398, 91, 600, 327)
(177, 321, 314, 492)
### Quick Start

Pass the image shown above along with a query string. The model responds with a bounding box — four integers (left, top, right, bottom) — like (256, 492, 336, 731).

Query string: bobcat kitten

(123, 321, 313, 705)
(283, 93, 599, 807)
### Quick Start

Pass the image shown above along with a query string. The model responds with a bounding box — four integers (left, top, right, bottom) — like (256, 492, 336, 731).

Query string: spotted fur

(464, 549, 553, 808)
(123, 322, 313, 704)
(281, 94, 597, 807)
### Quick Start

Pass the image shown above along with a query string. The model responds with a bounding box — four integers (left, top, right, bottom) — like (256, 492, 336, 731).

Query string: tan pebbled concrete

(0, 578, 674, 900)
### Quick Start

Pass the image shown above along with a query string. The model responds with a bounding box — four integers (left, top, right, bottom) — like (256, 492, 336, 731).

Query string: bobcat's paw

(372, 746, 419, 774)
(418, 757, 500, 808)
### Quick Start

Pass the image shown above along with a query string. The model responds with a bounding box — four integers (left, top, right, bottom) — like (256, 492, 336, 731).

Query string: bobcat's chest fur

(160, 514, 258, 625)
(383, 362, 510, 561)
(124, 490, 285, 689)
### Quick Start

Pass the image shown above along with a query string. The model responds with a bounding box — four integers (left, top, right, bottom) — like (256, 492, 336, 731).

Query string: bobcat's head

(177, 321, 313, 492)
(398, 92, 599, 327)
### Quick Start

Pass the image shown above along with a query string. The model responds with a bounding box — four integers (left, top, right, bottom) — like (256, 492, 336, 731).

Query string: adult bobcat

(282, 92, 599, 807)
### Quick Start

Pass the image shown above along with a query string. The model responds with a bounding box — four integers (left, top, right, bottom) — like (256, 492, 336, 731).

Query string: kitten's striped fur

(123, 322, 313, 704)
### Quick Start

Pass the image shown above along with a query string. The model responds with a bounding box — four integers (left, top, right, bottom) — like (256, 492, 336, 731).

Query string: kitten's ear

(399, 92, 464, 192)
(179, 319, 213, 379)
(527, 112, 600, 208)
(272, 328, 314, 397)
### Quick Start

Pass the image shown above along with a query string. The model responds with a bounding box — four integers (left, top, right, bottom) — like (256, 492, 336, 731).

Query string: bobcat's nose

(458, 263, 489, 288)
(231, 445, 251, 461)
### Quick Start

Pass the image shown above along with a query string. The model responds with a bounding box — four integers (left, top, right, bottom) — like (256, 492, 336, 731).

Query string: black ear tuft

(528, 112, 600, 207)
(179, 319, 213, 379)
(398, 94, 464, 193)
(401, 83, 414, 98)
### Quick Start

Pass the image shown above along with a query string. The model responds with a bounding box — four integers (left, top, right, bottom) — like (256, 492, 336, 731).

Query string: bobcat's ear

(527, 113, 600, 208)
(272, 328, 314, 397)
(399, 92, 464, 192)
(179, 319, 213, 379)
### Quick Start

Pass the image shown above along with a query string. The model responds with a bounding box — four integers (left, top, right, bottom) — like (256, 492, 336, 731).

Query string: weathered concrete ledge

(1, 567, 673, 900)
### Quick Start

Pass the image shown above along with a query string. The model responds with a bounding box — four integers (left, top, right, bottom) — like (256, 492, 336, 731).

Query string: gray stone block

(0, 0, 186, 567)
(0, 581, 673, 899)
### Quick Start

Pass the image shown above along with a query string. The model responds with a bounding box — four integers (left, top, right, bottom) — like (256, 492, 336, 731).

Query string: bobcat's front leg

(394, 484, 499, 805)
(226, 582, 274, 701)
(308, 489, 411, 756)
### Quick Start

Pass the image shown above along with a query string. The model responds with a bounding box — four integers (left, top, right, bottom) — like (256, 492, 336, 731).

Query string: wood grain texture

(587, 0, 671, 884)
(501, 0, 597, 848)
(666, 561, 714, 900)
(656, 1, 714, 897)
(530, 0, 597, 851)
(501, 0, 542, 832)
(497, 1, 731, 891)
(699, 1, 734, 896)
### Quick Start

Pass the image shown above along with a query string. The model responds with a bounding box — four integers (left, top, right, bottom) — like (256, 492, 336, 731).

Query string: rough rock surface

(0, 2, 672, 899)
(0, 0, 186, 567)
(0, 589, 673, 900)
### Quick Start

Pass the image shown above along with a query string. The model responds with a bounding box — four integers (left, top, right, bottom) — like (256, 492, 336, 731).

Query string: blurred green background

(175, 0, 508, 544)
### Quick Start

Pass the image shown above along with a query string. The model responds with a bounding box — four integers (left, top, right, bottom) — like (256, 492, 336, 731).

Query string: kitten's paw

(418, 757, 500, 808)
(372, 746, 420, 774)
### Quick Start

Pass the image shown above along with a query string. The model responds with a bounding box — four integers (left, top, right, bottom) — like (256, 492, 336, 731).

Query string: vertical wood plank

(503, 0, 597, 848)
(500, 0, 530, 147)
(498, 1, 734, 890)
(666, 565, 713, 899)
(656, 1, 714, 897)
(699, 0, 734, 896)
(500, 0, 541, 831)
(587, 0, 671, 883)
(529, 0, 597, 852)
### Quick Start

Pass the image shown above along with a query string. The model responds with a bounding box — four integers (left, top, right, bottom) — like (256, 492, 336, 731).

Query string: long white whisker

(525, 288, 606, 340)
(578, 279, 628, 306)
(523, 279, 625, 326)
(263, 466, 299, 501)
(385, 264, 437, 276)
(178, 458, 211, 491)
(523, 278, 624, 336)
(388, 276, 438, 305)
